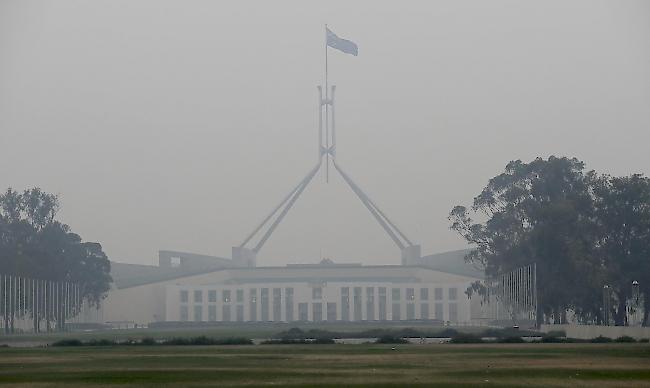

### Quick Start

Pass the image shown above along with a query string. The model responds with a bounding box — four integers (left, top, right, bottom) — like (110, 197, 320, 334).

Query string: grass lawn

(1, 343, 649, 387)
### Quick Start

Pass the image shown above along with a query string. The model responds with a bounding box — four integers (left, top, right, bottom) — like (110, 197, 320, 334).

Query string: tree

(591, 174, 650, 325)
(0, 188, 112, 331)
(449, 157, 604, 324)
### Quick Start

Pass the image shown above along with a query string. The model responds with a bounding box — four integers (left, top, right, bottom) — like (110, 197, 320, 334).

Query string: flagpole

(324, 24, 329, 183)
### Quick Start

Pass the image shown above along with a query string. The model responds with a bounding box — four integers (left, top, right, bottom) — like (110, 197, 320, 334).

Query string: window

(327, 302, 337, 321)
(285, 288, 294, 322)
(366, 287, 375, 301)
(392, 288, 401, 301)
(341, 287, 350, 321)
(236, 289, 244, 303)
(434, 303, 443, 320)
(273, 288, 282, 321)
(434, 288, 443, 301)
(194, 290, 203, 303)
(406, 288, 415, 301)
(208, 290, 217, 303)
(223, 290, 231, 303)
(194, 305, 203, 321)
(378, 287, 387, 320)
(312, 302, 323, 321)
(236, 305, 244, 322)
(420, 288, 429, 301)
(448, 288, 458, 301)
(298, 303, 308, 321)
(392, 303, 401, 320)
(366, 287, 375, 321)
(249, 288, 257, 321)
(170, 256, 181, 267)
(406, 303, 415, 320)
(180, 305, 188, 321)
(222, 305, 231, 322)
(353, 287, 362, 321)
(208, 305, 217, 321)
(420, 303, 429, 319)
(180, 290, 188, 303)
(312, 287, 322, 300)
(449, 303, 458, 322)
(261, 288, 269, 321)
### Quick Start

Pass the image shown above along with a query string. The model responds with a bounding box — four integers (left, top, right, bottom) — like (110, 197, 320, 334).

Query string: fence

(0, 273, 89, 334)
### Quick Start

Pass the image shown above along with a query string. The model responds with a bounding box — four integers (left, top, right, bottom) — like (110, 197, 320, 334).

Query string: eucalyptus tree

(591, 174, 650, 325)
(0, 188, 111, 331)
(449, 157, 603, 324)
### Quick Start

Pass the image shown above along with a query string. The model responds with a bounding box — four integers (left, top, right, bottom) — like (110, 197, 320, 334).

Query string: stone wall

(541, 324, 650, 340)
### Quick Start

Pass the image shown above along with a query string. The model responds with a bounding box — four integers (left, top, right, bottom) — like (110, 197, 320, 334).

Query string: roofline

(115, 264, 480, 289)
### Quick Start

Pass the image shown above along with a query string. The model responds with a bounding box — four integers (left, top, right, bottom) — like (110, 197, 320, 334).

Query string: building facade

(103, 262, 483, 325)
(167, 281, 468, 323)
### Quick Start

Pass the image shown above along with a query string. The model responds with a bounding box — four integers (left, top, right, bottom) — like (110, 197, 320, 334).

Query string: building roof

(419, 249, 484, 279)
(110, 248, 484, 289)
(110, 262, 223, 289)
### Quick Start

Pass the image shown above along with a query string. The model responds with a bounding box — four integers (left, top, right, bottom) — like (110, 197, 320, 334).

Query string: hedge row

(51, 336, 252, 347)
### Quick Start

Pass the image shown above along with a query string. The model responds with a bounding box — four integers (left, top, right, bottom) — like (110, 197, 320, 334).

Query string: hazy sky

(1, 1, 649, 266)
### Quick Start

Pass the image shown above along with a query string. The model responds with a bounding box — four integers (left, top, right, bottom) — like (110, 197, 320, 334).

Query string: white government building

(101, 250, 487, 326)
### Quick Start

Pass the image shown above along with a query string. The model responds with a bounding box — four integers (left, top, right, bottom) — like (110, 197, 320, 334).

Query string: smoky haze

(1, 0, 649, 266)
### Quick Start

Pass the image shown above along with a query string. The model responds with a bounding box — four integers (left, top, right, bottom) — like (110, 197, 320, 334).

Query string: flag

(327, 28, 358, 56)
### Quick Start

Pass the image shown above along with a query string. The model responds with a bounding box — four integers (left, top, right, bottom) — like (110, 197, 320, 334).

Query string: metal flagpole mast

(324, 24, 329, 182)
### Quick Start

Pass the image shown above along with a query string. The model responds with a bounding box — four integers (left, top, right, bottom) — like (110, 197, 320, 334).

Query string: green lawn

(1, 343, 649, 387)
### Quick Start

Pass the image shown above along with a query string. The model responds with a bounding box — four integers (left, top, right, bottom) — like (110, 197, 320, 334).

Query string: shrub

(52, 339, 83, 347)
(87, 339, 116, 346)
(639, 338, 649, 343)
(189, 336, 216, 345)
(162, 336, 252, 346)
(163, 337, 190, 345)
(311, 338, 335, 344)
(450, 334, 484, 344)
(590, 336, 613, 343)
(376, 335, 408, 344)
(540, 336, 564, 343)
(615, 336, 636, 343)
(215, 337, 253, 345)
(140, 337, 156, 345)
